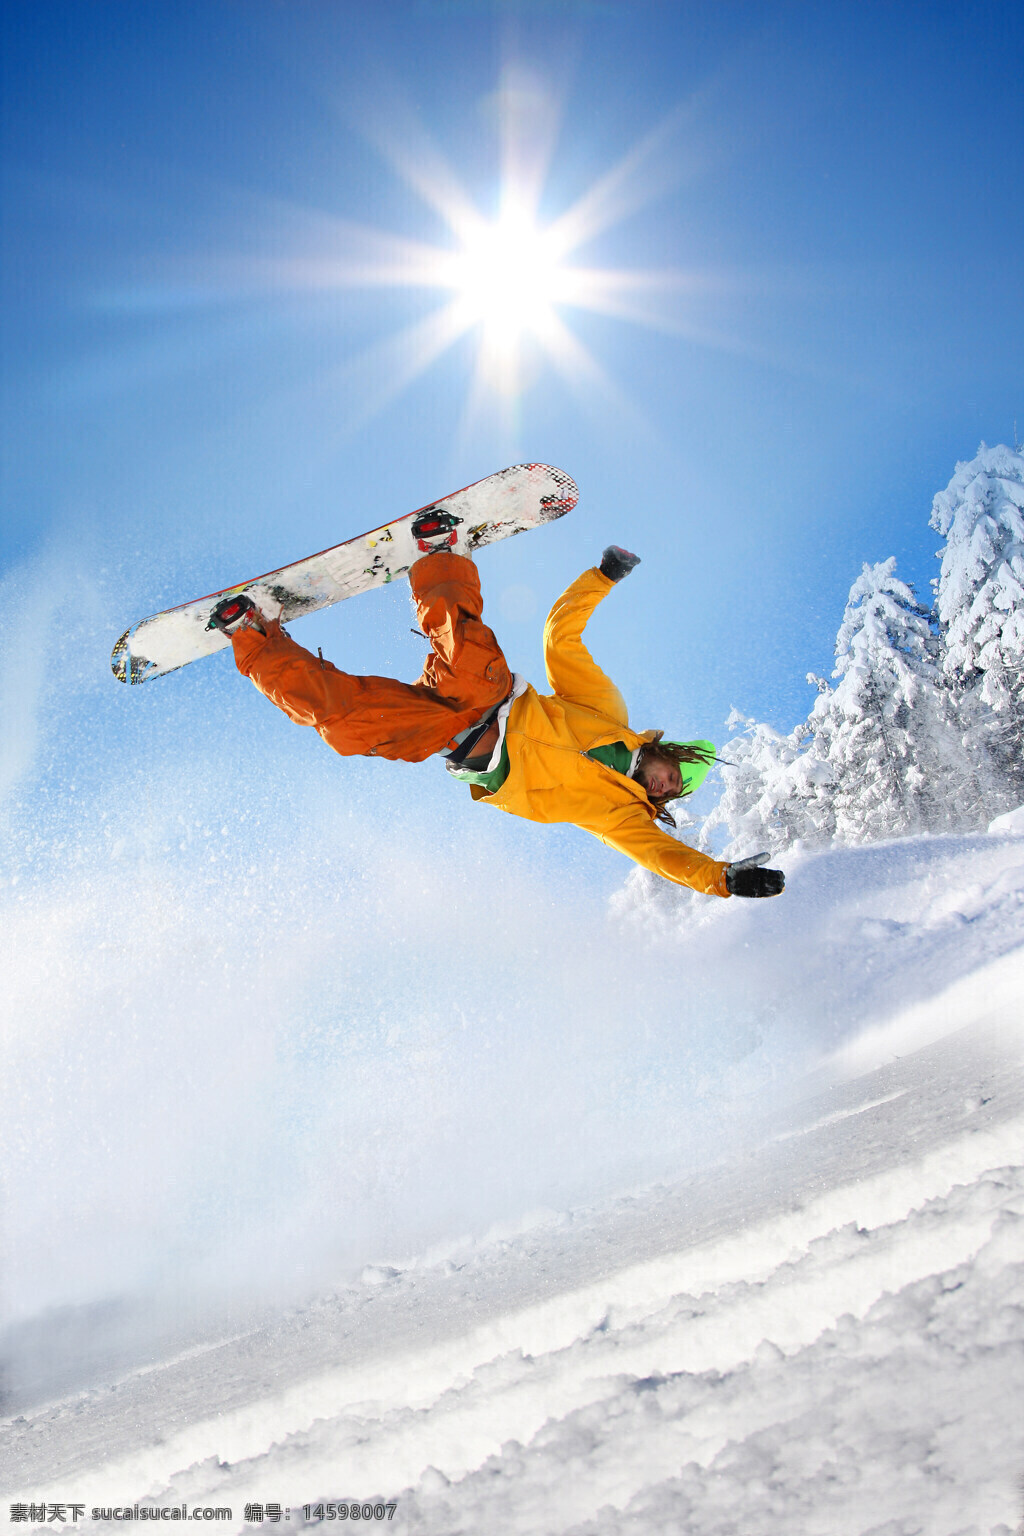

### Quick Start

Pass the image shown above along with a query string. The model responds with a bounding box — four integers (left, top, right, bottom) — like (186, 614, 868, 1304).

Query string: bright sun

(237, 69, 705, 428)
(450, 211, 562, 340)
(436, 206, 571, 394)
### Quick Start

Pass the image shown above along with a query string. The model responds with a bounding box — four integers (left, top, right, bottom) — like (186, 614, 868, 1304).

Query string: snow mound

(989, 804, 1024, 835)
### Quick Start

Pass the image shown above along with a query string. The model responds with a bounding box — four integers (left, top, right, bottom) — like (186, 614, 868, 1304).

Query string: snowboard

(111, 463, 577, 685)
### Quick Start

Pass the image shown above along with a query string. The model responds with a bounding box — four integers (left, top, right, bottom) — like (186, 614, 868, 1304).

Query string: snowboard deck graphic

(111, 464, 577, 685)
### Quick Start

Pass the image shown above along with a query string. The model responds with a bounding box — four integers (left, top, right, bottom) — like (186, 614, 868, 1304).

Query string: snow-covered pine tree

(929, 443, 1024, 806)
(808, 557, 977, 842)
(698, 709, 834, 859)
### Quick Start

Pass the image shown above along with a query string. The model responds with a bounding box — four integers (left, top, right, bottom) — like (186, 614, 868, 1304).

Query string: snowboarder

(213, 534, 785, 900)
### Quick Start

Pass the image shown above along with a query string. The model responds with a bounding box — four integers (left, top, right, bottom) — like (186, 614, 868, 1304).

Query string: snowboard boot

(207, 593, 267, 636)
(411, 507, 464, 553)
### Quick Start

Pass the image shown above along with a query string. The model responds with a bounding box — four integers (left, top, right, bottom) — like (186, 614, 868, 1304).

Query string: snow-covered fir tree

(929, 443, 1024, 805)
(698, 710, 834, 860)
(621, 444, 1024, 920)
(807, 558, 978, 842)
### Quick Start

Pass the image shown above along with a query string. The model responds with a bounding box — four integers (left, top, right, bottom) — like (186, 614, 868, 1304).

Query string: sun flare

(216, 70, 712, 428)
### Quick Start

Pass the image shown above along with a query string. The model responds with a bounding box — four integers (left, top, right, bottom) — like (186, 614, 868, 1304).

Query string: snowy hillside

(4, 823, 1023, 1536)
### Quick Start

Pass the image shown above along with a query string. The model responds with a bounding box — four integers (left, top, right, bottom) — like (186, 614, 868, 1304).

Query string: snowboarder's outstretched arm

(592, 817, 786, 898)
(542, 549, 641, 721)
(592, 801, 732, 896)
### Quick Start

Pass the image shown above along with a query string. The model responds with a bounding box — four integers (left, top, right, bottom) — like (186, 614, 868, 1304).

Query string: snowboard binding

(411, 507, 463, 552)
(207, 592, 263, 636)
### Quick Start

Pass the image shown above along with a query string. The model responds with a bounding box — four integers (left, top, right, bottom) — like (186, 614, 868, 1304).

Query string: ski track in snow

(3, 830, 1024, 1535)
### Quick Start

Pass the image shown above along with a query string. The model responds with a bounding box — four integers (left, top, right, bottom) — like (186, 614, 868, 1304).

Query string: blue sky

(4, 0, 1022, 748)
(2, 0, 1023, 885)
(2, 0, 1024, 1323)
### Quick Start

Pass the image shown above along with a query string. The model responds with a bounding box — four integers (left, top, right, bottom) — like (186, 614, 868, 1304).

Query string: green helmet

(661, 739, 716, 797)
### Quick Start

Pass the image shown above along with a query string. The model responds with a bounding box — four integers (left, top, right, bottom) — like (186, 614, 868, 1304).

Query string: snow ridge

(7, 1108, 1022, 1533)
(3, 886, 1023, 1533)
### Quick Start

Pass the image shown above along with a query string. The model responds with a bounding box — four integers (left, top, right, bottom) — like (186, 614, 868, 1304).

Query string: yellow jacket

(473, 567, 732, 897)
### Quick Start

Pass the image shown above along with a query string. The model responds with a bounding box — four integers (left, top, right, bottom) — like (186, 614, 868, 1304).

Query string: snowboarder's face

(637, 750, 683, 801)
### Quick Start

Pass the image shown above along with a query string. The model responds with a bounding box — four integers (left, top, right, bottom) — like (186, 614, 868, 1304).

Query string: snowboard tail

(112, 463, 577, 685)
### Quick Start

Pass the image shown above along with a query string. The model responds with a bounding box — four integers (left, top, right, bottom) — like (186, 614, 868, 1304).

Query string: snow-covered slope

(3, 825, 1023, 1535)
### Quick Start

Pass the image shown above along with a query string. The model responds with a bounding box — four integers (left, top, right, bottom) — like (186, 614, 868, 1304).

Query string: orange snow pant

(230, 552, 513, 763)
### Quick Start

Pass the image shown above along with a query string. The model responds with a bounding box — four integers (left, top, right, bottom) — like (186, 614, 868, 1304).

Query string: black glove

(600, 545, 641, 582)
(725, 852, 786, 898)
